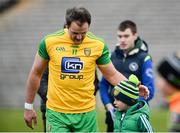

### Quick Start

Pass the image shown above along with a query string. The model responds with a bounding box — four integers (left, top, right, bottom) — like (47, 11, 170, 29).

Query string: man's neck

(123, 44, 135, 54)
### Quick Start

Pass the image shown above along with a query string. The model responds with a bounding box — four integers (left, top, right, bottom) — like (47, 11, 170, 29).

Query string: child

(113, 74, 153, 132)
(157, 52, 180, 132)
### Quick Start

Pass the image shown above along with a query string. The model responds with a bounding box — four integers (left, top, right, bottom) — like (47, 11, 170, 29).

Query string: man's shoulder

(42, 29, 68, 46)
(86, 32, 105, 44)
(136, 50, 152, 62)
(45, 29, 65, 40)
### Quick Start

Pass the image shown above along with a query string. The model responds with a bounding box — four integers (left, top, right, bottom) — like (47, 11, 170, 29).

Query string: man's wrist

(24, 102, 33, 110)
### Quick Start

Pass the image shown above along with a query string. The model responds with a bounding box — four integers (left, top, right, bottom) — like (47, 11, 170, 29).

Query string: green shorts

(46, 108, 98, 132)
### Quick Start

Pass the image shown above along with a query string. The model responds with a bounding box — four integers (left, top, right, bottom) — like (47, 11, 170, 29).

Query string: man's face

(117, 28, 138, 52)
(68, 21, 89, 45)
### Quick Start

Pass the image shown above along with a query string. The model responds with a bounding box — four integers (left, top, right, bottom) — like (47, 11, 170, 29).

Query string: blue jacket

(100, 37, 155, 106)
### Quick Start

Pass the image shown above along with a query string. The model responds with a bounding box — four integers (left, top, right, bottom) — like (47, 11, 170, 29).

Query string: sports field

(0, 108, 169, 132)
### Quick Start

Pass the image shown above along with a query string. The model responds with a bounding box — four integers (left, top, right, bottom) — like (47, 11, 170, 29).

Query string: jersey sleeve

(38, 38, 49, 60)
(96, 42, 111, 65)
(138, 114, 153, 132)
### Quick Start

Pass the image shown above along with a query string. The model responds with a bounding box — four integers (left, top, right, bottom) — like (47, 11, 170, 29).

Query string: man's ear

(134, 33, 138, 40)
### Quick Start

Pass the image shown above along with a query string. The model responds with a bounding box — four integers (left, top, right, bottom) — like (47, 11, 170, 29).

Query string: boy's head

(157, 52, 180, 97)
(113, 74, 140, 111)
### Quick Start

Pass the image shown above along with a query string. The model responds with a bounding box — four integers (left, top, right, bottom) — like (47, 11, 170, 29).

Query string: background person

(157, 51, 180, 132)
(99, 20, 155, 132)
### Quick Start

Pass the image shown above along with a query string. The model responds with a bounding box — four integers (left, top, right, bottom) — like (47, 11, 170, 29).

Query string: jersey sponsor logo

(84, 48, 91, 56)
(60, 74, 83, 80)
(61, 57, 84, 80)
(61, 57, 84, 73)
(129, 62, 139, 71)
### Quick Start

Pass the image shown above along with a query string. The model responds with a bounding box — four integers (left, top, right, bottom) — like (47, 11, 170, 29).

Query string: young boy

(113, 74, 153, 132)
(157, 52, 180, 132)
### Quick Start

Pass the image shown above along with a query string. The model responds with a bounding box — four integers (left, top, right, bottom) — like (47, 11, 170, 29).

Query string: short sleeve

(96, 43, 111, 65)
(38, 38, 49, 60)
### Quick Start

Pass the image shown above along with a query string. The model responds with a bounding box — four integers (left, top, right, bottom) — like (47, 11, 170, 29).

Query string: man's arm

(98, 62, 149, 98)
(25, 54, 48, 103)
(24, 53, 48, 129)
(98, 62, 127, 86)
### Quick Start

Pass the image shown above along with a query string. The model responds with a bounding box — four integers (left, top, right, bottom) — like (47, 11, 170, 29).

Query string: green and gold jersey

(38, 28, 111, 113)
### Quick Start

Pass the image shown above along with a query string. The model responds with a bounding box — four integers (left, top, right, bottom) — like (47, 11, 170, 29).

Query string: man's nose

(120, 37, 125, 42)
(76, 34, 82, 40)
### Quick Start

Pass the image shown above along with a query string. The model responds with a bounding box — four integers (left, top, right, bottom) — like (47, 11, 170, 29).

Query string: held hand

(106, 103, 115, 120)
(138, 84, 149, 99)
(109, 108, 116, 121)
(24, 109, 37, 129)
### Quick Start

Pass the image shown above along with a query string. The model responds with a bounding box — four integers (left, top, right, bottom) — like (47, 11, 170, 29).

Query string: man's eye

(117, 35, 122, 38)
(72, 32, 78, 35)
(124, 35, 129, 38)
(82, 33, 86, 35)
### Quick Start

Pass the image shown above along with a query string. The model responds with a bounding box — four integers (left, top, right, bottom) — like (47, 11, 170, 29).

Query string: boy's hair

(118, 20, 137, 34)
(157, 52, 180, 88)
(65, 6, 91, 27)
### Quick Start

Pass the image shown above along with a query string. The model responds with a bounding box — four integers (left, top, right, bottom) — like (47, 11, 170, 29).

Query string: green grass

(0, 108, 169, 132)
(150, 108, 170, 132)
(0, 108, 43, 132)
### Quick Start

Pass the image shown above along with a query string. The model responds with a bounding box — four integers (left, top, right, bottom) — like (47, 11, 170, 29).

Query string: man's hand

(106, 103, 116, 120)
(139, 84, 149, 99)
(24, 109, 37, 129)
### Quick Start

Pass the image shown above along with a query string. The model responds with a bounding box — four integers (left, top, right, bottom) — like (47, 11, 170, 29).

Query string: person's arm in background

(99, 76, 111, 106)
(100, 76, 115, 112)
(94, 70, 99, 95)
(37, 65, 48, 102)
(139, 55, 155, 102)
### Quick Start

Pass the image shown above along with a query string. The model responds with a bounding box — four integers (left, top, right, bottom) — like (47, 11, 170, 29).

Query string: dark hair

(65, 7, 91, 27)
(118, 20, 137, 34)
(157, 52, 180, 88)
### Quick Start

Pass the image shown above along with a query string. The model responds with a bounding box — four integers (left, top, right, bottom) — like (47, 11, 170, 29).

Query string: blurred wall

(0, 0, 180, 108)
